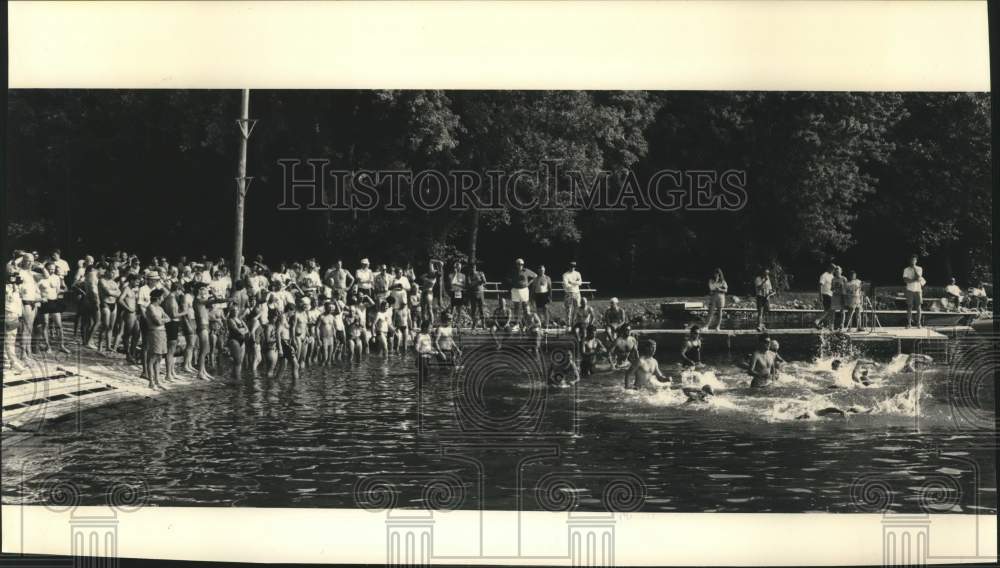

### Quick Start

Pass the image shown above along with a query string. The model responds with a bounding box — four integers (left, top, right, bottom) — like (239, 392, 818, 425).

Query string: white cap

(611, 297, 619, 303)
(361, 258, 370, 265)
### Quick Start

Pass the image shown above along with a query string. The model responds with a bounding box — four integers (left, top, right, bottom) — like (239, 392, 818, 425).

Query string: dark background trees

(5, 90, 992, 294)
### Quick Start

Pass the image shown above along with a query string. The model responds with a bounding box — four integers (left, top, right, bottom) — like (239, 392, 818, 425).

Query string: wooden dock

(631, 327, 961, 340)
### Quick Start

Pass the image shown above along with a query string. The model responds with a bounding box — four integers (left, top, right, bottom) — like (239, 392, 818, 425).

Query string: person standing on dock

(446, 260, 468, 325)
(530, 265, 553, 328)
(843, 271, 864, 332)
(830, 266, 847, 331)
(4, 269, 27, 373)
(903, 255, 925, 328)
(325, 260, 354, 302)
(753, 269, 774, 331)
(468, 261, 487, 330)
(814, 263, 836, 329)
(706, 268, 728, 331)
(510, 258, 537, 329)
(562, 261, 583, 332)
(603, 297, 626, 341)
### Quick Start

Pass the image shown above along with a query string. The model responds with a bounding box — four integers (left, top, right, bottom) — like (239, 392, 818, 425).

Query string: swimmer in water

(748, 335, 773, 388)
(822, 358, 871, 387)
(680, 326, 702, 367)
(628, 340, 672, 391)
(682, 384, 715, 404)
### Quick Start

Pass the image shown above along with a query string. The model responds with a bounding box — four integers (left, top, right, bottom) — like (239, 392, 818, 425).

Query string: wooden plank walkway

(632, 326, 961, 341)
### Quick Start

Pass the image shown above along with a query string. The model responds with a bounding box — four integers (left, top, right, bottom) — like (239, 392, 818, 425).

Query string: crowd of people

(3, 250, 634, 389)
(3, 249, 991, 392)
(706, 255, 990, 332)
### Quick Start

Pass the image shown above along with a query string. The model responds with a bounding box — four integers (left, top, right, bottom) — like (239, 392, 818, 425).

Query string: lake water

(3, 332, 995, 513)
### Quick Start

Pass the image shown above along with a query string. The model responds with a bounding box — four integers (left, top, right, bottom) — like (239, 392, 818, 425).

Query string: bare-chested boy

(629, 340, 672, 391)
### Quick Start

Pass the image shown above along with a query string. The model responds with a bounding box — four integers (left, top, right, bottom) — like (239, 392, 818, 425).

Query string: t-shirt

(53, 259, 71, 278)
(819, 272, 834, 296)
(562, 270, 582, 294)
(903, 266, 924, 292)
(356, 268, 374, 289)
(5, 284, 23, 320)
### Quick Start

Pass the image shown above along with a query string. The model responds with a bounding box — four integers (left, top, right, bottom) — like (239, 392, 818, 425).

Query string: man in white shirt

(562, 261, 583, 331)
(51, 249, 71, 279)
(355, 259, 374, 295)
(814, 263, 836, 329)
(390, 267, 411, 309)
(944, 277, 963, 310)
(902, 255, 925, 328)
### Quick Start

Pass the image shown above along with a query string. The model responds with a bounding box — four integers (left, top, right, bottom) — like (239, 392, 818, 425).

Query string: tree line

(6, 90, 991, 294)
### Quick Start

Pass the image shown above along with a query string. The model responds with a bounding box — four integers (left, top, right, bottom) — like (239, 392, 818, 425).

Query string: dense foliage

(6, 90, 992, 293)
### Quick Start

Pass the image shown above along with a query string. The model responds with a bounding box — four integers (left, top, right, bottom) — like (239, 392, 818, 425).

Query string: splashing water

(680, 368, 727, 391)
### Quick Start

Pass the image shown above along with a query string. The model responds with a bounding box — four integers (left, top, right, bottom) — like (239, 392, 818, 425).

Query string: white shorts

(511, 288, 529, 303)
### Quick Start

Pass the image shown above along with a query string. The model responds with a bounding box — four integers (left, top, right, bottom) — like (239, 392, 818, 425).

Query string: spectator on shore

(5, 269, 27, 373)
(944, 277, 963, 310)
(969, 283, 988, 311)
(844, 271, 863, 332)
(903, 255, 925, 328)
(530, 265, 553, 328)
(562, 261, 583, 332)
(754, 268, 774, 331)
(814, 263, 836, 329)
(510, 258, 536, 328)
(446, 260, 467, 324)
(706, 268, 728, 331)
(468, 261, 487, 330)
(831, 266, 847, 331)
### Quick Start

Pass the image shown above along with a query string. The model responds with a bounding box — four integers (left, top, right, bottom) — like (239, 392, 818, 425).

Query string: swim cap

(769, 340, 780, 350)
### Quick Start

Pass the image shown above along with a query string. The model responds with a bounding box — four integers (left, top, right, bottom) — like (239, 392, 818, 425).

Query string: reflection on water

(2, 338, 996, 513)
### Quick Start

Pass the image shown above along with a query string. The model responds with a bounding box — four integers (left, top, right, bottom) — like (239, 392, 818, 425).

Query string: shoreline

(2, 323, 221, 438)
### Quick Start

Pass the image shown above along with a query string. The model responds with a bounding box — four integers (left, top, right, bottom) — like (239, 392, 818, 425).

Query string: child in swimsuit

(434, 312, 461, 363)
(681, 326, 702, 367)
(581, 325, 603, 378)
(393, 303, 411, 353)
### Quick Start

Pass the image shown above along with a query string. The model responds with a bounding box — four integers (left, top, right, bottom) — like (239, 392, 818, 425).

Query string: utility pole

(234, 89, 256, 280)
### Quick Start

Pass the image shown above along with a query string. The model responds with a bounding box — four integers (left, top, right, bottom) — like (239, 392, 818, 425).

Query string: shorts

(40, 300, 65, 314)
(906, 290, 923, 309)
(755, 296, 770, 312)
(5, 317, 20, 333)
(165, 321, 180, 342)
(564, 292, 581, 308)
(821, 294, 832, 311)
(332, 289, 347, 301)
(511, 287, 529, 303)
(450, 293, 466, 307)
(533, 293, 550, 308)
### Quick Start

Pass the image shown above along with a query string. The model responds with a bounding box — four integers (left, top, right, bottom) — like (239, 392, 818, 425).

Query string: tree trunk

(468, 209, 480, 263)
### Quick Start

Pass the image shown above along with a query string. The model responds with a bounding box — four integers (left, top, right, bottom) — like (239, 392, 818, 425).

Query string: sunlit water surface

(3, 335, 995, 513)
